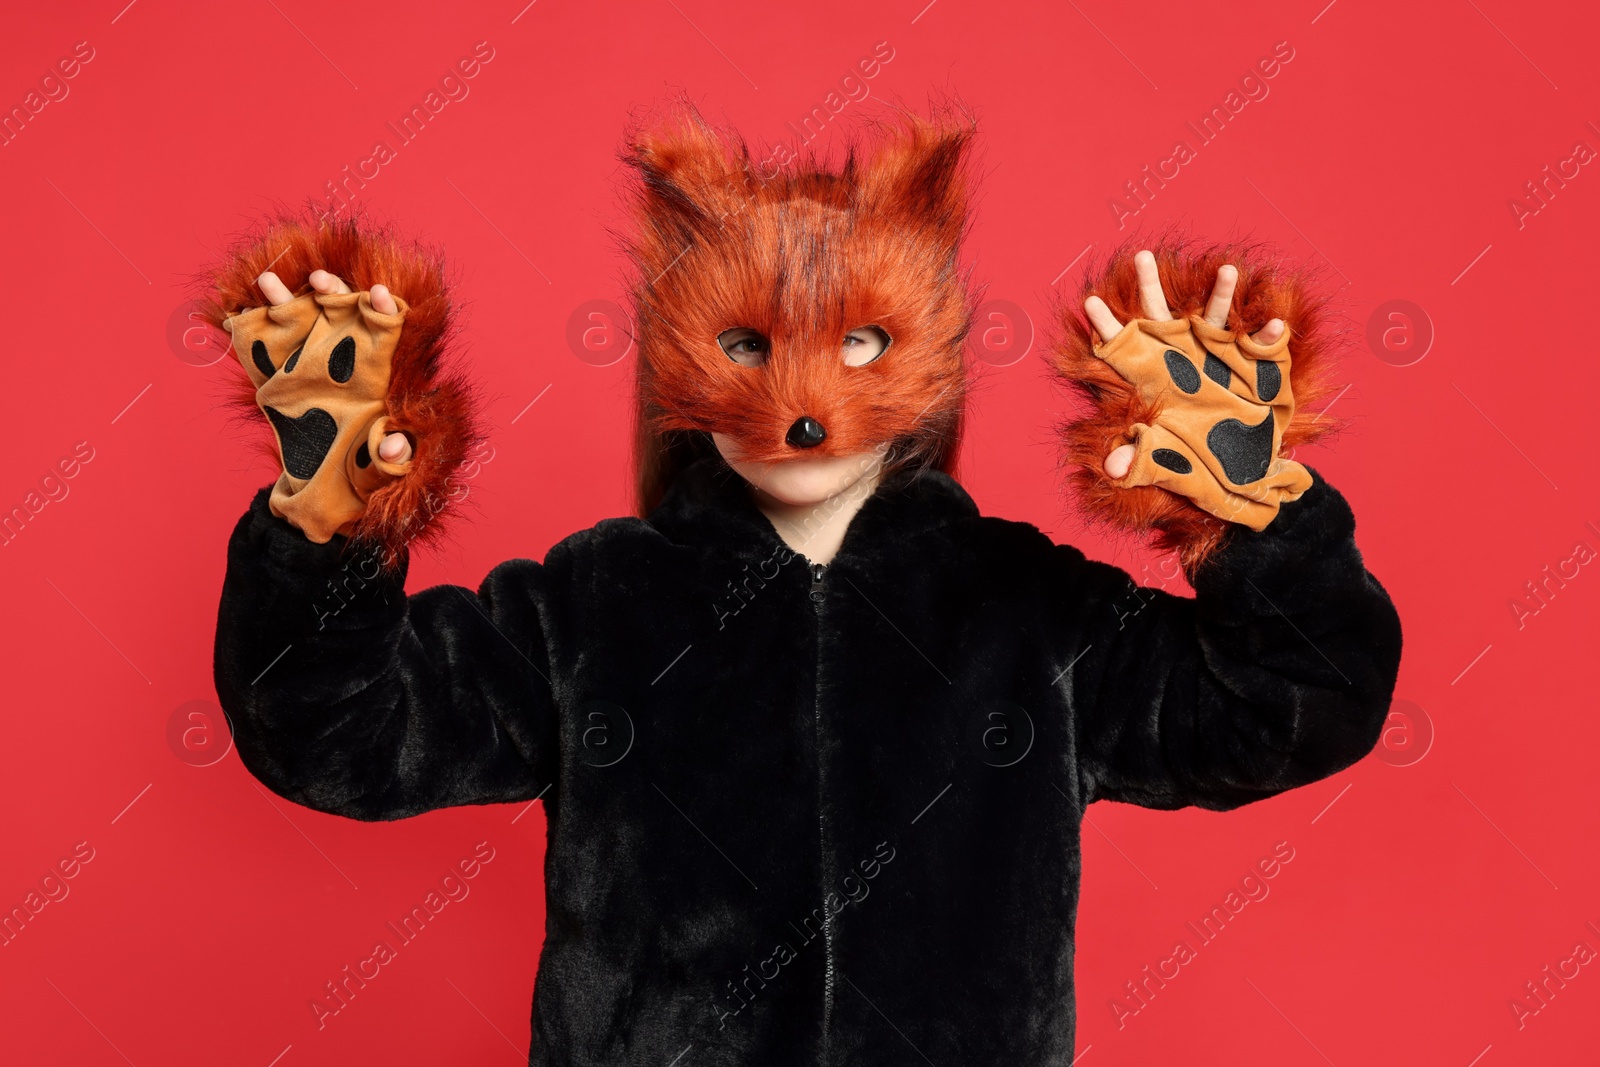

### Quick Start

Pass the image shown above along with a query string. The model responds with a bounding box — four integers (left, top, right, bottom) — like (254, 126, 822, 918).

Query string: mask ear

(622, 103, 748, 245)
(858, 110, 976, 253)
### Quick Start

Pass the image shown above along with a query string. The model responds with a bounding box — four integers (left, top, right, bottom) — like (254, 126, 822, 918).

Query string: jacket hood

(645, 453, 982, 565)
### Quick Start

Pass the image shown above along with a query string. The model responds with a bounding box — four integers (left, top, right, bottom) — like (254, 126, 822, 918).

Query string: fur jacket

(214, 450, 1403, 1065)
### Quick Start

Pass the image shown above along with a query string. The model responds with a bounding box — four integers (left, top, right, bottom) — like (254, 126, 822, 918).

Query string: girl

(205, 106, 1402, 1066)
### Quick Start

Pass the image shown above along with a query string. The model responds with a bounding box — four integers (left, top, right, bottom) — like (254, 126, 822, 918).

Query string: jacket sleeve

(213, 486, 558, 821)
(1063, 466, 1403, 811)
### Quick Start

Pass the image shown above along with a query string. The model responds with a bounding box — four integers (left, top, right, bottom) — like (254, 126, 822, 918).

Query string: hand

(256, 269, 413, 465)
(1084, 251, 1282, 479)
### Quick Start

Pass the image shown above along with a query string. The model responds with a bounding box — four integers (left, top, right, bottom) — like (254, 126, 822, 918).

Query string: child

(204, 106, 1402, 1066)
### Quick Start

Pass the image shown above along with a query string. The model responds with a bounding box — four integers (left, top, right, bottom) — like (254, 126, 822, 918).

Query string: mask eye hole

(717, 328, 770, 367)
(842, 325, 890, 367)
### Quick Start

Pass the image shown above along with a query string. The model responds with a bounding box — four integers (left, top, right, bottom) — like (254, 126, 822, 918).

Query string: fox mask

(624, 106, 977, 512)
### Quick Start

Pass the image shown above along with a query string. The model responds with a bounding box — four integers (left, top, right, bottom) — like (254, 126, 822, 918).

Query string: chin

(713, 434, 883, 508)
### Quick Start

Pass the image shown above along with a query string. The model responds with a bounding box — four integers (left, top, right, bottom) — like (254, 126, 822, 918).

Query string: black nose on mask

(786, 416, 827, 449)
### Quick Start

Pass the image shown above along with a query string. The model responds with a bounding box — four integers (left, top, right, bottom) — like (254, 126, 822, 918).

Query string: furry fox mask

(623, 105, 978, 514)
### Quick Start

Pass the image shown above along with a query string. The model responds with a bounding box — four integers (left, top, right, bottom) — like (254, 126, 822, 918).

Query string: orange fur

(1050, 236, 1347, 573)
(621, 102, 979, 514)
(191, 204, 484, 569)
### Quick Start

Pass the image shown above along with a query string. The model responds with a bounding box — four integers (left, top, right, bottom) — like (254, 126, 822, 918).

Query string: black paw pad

(283, 344, 304, 374)
(1152, 448, 1192, 474)
(251, 340, 275, 379)
(329, 337, 357, 383)
(1206, 409, 1275, 485)
(1164, 349, 1200, 394)
(1203, 352, 1231, 388)
(355, 441, 371, 469)
(1256, 360, 1281, 402)
(265, 406, 338, 479)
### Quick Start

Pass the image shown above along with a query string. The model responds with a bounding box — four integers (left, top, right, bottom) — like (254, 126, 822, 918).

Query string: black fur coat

(214, 454, 1403, 1065)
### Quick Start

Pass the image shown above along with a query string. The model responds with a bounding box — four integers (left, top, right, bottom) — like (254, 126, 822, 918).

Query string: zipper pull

(809, 562, 827, 603)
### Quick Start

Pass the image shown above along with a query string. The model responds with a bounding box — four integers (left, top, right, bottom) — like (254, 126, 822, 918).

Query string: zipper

(809, 560, 835, 1060)
(809, 562, 828, 607)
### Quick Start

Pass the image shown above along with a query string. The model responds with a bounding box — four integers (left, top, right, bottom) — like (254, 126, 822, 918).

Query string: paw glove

(1052, 246, 1341, 571)
(199, 214, 484, 571)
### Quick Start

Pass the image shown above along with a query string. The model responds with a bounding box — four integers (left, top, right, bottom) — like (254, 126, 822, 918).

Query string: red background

(2, 1, 1597, 1063)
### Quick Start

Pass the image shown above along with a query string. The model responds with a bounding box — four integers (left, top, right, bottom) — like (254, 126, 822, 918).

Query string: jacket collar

(646, 452, 980, 565)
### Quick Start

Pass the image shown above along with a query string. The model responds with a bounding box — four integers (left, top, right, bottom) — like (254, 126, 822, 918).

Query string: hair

(618, 100, 980, 515)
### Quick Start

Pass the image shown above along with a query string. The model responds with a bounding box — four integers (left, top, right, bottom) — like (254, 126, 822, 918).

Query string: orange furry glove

(223, 287, 416, 543)
(1053, 245, 1341, 571)
(1092, 314, 1311, 531)
(198, 212, 484, 571)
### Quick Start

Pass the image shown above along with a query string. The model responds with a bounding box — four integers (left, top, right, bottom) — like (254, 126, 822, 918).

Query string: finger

(378, 432, 412, 464)
(257, 271, 294, 306)
(1251, 318, 1284, 345)
(1203, 264, 1238, 327)
(1084, 296, 1123, 344)
(308, 269, 353, 295)
(1104, 443, 1136, 480)
(371, 283, 398, 315)
(1134, 250, 1172, 321)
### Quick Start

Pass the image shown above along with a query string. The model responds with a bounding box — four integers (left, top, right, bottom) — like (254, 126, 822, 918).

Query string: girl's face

(711, 326, 891, 507)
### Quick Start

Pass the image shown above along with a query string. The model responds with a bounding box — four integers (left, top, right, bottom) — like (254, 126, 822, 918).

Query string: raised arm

(1051, 242, 1403, 810)
(199, 211, 555, 821)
